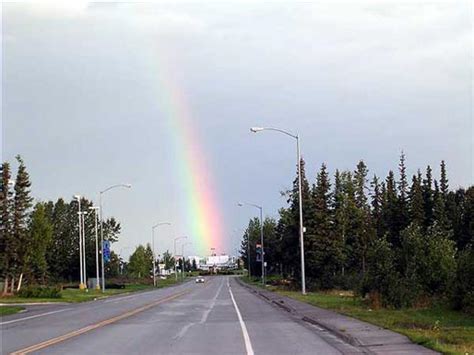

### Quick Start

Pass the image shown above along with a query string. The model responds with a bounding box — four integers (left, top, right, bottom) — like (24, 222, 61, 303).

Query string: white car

(195, 277, 205, 283)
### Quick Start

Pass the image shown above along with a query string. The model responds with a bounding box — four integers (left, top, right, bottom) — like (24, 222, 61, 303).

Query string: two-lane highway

(1, 277, 360, 354)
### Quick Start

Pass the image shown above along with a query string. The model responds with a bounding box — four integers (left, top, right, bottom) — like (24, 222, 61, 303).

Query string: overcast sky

(2, 1, 472, 258)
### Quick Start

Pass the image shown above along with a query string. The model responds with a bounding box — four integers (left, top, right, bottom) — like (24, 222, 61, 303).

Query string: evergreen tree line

(1, 157, 121, 293)
(240, 154, 473, 312)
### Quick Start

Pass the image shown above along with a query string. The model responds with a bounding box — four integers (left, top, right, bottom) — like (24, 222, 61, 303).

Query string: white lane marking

(228, 278, 254, 355)
(199, 278, 224, 324)
(0, 308, 72, 325)
(103, 293, 141, 304)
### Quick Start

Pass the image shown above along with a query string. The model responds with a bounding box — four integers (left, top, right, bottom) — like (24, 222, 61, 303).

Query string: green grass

(0, 305, 24, 316)
(0, 278, 183, 304)
(278, 290, 474, 355)
(240, 277, 473, 354)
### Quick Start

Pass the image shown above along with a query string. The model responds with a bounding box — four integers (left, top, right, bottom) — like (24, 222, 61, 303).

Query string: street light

(80, 211, 88, 289)
(250, 126, 306, 294)
(89, 206, 100, 290)
(174, 236, 187, 281)
(152, 222, 171, 287)
(238, 202, 265, 286)
(99, 183, 132, 292)
(74, 195, 85, 290)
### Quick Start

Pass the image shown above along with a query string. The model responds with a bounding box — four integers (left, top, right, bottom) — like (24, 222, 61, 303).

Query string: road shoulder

(236, 278, 439, 355)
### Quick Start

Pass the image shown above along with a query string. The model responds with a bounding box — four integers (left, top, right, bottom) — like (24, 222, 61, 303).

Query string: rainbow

(150, 52, 224, 256)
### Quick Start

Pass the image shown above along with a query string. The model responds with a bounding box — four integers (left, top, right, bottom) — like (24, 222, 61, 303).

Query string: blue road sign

(103, 240, 111, 262)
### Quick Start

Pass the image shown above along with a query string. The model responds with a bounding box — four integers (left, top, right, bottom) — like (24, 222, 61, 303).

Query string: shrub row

(18, 286, 62, 298)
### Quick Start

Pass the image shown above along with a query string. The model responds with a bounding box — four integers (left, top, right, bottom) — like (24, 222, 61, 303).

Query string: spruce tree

(12, 156, 33, 287)
(333, 170, 348, 274)
(440, 160, 449, 198)
(353, 161, 373, 273)
(422, 165, 434, 228)
(409, 172, 425, 226)
(397, 152, 410, 230)
(370, 175, 384, 238)
(307, 164, 341, 288)
(354, 161, 368, 209)
(383, 170, 400, 247)
(1, 163, 13, 292)
(285, 158, 312, 282)
(433, 180, 449, 229)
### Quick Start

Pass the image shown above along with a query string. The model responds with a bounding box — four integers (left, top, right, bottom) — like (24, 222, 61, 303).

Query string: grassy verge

(0, 278, 183, 304)
(240, 277, 473, 355)
(0, 306, 24, 316)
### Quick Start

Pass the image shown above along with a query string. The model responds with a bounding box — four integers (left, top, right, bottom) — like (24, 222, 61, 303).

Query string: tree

(409, 172, 424, 226)
(306, 164, 342, 288)
(440, 160, 449, 198)
(422, 165, 434, 228)
(144, 243, 154, 276)
(161, 250, 175, 271)
(397, 152, 410, 231)
(12, 156, 33, 290)
(1, 163, 14, 294)
(370, 175, 384, 239)
(382, 170, 401, 247)
(105, 251, 120, 278)
(128, 245, 148, 278)
(285, 158, 312, 282)
(433, 180, 449, 229)
(26, 203, 53, 283)
(353, 161, 374, 274)
(354, 161, 368, 209)
(240, 217, 263, 277)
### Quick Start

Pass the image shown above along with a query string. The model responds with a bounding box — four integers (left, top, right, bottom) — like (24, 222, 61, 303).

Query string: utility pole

(75, 196, 84, 290)
(90, 206, 100, 290)
(81, 211, 88, 289)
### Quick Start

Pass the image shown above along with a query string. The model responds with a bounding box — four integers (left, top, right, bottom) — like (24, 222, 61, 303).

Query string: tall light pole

(174, 236, 187, 281)
(74, 196, 85, 290)
(181, 242, 192, 281)
(80, 211, 88, 289)
(89, 206, 100, 290)
(238, 202, 265, 286)
(99, 183, 132, 292)
(250, 126, 306, 294)
(152, 222, 171, 287)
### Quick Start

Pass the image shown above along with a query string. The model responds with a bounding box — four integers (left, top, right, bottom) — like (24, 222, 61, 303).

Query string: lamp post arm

(100, 184, 130, 195)
(260, 127, 297, 140)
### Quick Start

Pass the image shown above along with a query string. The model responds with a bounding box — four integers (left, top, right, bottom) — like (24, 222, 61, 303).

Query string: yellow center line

(11, 289, 190, 355)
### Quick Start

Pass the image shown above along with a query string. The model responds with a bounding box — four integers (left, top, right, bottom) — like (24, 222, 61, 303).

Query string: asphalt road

(1, 276, 361, 355)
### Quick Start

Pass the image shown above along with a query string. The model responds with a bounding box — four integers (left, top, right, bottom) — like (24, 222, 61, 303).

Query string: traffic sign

(103, 240, 111, 262)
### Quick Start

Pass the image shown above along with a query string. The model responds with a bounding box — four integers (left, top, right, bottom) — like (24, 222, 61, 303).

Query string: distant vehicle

(195, 277, 205, 283)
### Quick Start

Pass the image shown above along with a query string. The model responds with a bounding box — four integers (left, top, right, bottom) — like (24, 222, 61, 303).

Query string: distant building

(199, 254, 237, 271)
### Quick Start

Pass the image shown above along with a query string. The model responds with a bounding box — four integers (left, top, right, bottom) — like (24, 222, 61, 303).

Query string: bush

(452, 247, 474, 314)
(105, 283, 126, 289)
(18, 285, 62, 298)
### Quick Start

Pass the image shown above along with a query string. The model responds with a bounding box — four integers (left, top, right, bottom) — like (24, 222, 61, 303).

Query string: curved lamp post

(250, 126, 306, 294)
(99, 183, 132, 292)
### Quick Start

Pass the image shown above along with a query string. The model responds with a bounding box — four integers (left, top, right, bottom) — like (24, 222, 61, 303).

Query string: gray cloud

(3, 1, 472, 257)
